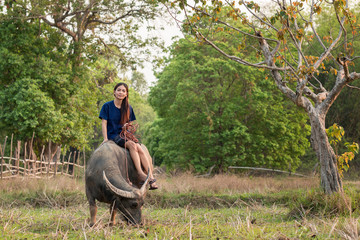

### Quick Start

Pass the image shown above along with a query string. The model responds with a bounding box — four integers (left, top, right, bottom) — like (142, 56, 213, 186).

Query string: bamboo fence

(0, 134, 86, 179)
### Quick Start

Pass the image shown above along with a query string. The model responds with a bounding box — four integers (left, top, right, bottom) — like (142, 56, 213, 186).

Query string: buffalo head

(102, 171, 149, 225)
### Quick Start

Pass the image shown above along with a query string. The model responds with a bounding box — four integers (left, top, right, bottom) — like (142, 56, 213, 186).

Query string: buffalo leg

(89, 202, 97, 227)
(86, 188, 97, 227)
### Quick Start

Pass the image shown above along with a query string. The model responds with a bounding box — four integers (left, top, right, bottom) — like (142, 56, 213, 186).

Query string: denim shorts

(113, 135, 127, 147)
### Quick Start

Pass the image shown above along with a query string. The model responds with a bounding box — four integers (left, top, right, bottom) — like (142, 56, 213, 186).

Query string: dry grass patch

(0, 176, 84, 193)
(0, 177, 85, 208)
(156, 173, 319, 194)
(0, 173, 317, 196)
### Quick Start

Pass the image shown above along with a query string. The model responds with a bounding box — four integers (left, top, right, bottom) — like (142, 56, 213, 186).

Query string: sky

(137, 10, 184, 87)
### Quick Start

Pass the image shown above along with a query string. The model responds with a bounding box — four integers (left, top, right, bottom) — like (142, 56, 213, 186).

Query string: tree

(0, 16, 99, 150)
(165, 0, 360, 194)
(148, 37, 309, 173)
(10, 0, 164, 69)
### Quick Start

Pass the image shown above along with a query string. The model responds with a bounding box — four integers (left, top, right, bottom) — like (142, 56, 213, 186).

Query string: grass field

(0, 174, 359, 239)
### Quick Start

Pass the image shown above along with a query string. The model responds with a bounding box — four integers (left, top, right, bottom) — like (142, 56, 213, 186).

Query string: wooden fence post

(61, 146, 66, 175)
(1, 136, 7, 179)
(54, 146, 61, 177)
(10, 134, 13, 171)
(16, 141, 21, 176)
(24, 142, 27, 176)
(47, 141, 51, 178)
(76, 150, 80, 177)
(83, 146, 86, 178)
(33, 154, 37, 176)
(0, 143, 2, 179)
(72, 151, 77, 178)
(29, 132, 34, 175)
(39, 145, 45, 176)
(66, 152, 71, 176)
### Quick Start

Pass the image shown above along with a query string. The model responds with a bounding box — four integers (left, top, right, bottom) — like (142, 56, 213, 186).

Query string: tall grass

(0, 177, 85, 208)
(0, 176, 84, 193)
(156, 173, 319, 194)
(0, 173, 318, 195)
(0, 174, 359, 239)
(0, 173, 319, 209)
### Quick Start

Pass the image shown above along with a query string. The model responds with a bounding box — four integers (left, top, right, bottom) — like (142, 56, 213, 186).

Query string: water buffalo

(85, 141, 150, 226)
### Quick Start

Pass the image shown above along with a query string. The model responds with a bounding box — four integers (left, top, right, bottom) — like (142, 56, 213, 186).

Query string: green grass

(0, 175, 359, 239)
(1, 203, 357, 239)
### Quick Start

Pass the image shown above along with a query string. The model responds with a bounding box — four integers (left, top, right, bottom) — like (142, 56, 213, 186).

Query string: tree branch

(313, 16, 345, 70)
(88, 9, 143, 25)
(39, 16, 77, 40)
(199, 31, 288, 71)
(238, 0, 279, 32)
(185, 2, 279, 43)
(310, 0, 327, 51)
(346, 84, 360, 90)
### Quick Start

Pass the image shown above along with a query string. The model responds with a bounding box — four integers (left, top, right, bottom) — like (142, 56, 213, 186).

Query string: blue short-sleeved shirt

(99, 100, 136, 140)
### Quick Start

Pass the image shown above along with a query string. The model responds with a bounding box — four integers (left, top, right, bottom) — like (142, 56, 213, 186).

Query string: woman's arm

(101, 119, 108, 142)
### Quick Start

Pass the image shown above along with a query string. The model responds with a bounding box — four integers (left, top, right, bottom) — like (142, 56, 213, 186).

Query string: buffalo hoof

(89, 220, 97, 228)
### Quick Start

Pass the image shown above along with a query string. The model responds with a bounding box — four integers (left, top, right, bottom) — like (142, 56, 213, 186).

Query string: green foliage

(148, 34, 310, 173)
(9, 0, 165, 69)
(1, 77, 64, 141)
(0, 17, 99, 149)
(326, 123, 359, 177)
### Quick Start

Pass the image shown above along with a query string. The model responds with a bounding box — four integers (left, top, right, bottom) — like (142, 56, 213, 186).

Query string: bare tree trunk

(309, 111, 342, 194)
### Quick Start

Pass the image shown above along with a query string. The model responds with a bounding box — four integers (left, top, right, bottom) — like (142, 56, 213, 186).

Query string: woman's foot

(138, 174, 148, 185)
(149, 179, 158, 190)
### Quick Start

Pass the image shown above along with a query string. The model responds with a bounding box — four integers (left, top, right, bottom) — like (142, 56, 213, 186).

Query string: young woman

(99, 82, 158, 190)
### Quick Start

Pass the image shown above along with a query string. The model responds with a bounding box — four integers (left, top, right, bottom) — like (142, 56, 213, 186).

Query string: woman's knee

(126, 141, 137, 151)
(136, 144, 145, 154)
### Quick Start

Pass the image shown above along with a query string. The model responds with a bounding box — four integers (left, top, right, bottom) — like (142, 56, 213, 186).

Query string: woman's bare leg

(141, 144, 154, 172)
(136, 145, 153, 178)
(137, 144, 158, 189)
(125, 141, 147, 181)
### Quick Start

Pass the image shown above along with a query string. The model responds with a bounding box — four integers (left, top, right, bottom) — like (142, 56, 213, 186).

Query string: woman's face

(114, 85, 127, 100)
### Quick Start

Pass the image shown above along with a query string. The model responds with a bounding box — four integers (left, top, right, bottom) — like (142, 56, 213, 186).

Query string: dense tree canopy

(0, 17, 99, 149)
(147, 34, 310, 172)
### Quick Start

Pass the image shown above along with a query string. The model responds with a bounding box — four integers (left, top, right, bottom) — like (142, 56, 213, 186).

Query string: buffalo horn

(103, 171, 136, 199)
(139, 168, 150, 196)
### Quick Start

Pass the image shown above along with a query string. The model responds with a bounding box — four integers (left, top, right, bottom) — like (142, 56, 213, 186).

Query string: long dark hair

(114, 82, 130, 125)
